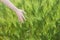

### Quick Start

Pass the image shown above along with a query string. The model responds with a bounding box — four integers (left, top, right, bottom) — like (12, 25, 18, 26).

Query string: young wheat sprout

(0, 0, 25, 23)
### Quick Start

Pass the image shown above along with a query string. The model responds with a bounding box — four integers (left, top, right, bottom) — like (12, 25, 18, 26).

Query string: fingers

(18, 15, 24, 23)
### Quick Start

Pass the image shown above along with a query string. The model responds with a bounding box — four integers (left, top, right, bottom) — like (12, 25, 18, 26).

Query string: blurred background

(0, 0, 60, 40)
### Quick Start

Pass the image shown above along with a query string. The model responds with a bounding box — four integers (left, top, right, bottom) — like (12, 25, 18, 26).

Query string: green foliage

(0, 0, 60, 40)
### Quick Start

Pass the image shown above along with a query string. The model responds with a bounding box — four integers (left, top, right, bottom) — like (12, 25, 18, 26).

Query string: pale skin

(0, 0, 25, 23)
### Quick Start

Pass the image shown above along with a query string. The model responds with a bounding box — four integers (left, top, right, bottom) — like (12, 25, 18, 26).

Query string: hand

(16, 9, 25, 23)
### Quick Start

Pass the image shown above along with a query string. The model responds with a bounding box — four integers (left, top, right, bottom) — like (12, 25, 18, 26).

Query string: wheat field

(0, 0, 60, 40)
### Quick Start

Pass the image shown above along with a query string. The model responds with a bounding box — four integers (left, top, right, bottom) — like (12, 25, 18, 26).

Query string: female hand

(16, 9, 25, 23)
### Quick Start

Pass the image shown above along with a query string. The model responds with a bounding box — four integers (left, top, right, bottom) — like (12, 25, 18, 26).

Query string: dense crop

(0, 0, 60, 40)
